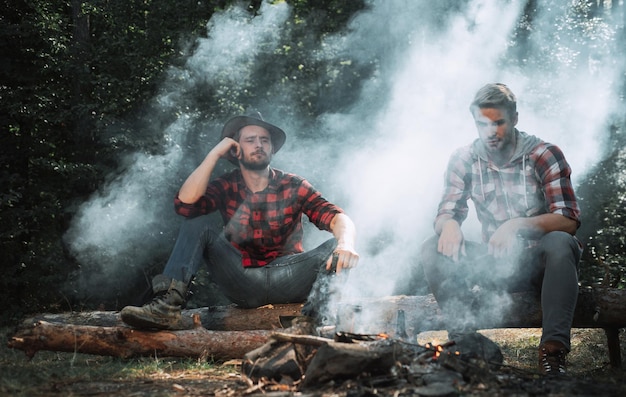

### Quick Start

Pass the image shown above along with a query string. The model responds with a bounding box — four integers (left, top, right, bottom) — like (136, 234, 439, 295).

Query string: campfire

(240, 317, 497, 395)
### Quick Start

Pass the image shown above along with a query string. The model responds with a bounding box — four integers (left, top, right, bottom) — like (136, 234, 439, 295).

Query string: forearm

(330, 213, 357, 249)
(512, 213, 578, 237)
(178, 152, 220, 204)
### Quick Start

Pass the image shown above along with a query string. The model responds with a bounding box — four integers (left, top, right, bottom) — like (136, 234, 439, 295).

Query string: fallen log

(16, 303, 304, 331)
(19, 287, 625, 334)
(335, 287, 626, 335)
(7, 316, 273, 360)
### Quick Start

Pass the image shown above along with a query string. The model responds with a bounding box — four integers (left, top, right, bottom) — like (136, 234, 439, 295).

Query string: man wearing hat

(120, 113, 359, 330)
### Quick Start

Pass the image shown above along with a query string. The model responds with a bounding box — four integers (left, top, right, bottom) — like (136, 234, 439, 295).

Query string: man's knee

(539, 231, 581, 271)
(179, 215, 212, 234)
(540, 231, 580, 257)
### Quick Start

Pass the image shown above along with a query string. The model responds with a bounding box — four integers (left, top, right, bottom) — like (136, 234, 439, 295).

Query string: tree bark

(8, 317, 273, 360)
(16, 303, 304, 330)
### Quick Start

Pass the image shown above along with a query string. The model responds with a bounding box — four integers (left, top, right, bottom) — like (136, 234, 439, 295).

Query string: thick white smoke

(318, 0, 624, 330)
(65, 0, 624, 322)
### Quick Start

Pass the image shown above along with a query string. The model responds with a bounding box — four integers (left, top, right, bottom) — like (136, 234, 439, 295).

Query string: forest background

(1, 0, 625, 327)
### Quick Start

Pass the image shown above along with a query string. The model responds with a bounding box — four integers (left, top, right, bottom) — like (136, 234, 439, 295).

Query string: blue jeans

(420, 231, 581, 350)
(162, 215, 337, 309)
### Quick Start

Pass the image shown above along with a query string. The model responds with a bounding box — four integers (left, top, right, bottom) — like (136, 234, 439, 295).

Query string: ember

(424, 340, 460, 360)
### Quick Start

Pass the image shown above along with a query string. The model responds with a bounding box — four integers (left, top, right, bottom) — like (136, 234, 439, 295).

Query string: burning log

(242, 331, 406, 389)
(300, 338, 400, 388)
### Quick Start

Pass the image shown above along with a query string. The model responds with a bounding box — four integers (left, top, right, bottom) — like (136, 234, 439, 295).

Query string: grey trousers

(420, 231, 581, 350)
(162, 214, 337, 309)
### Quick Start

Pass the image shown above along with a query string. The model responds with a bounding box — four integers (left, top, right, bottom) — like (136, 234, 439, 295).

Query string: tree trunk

(16, 303, 304, 330)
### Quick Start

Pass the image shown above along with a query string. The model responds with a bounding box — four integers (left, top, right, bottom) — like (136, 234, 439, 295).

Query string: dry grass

(418, 327, 626, 378)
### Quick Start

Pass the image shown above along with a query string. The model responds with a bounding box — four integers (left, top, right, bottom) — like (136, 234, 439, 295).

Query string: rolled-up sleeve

(299, 179, 343, 231)
(534, 144, 581, 226)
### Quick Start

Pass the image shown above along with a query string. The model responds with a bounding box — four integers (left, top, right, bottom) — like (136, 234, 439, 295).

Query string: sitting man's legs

(536, 231, 581, 376)
(120, 215, 232, 329)
(121, 215, 338, 329)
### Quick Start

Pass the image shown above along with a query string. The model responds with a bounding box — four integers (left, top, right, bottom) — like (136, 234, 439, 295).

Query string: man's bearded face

(238, 125, 273, 170)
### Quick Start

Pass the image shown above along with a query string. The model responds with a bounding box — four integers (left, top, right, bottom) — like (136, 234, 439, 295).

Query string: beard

(240, 151, 271, 170)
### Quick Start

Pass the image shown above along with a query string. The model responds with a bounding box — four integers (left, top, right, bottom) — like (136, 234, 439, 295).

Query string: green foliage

(577, 122, 626, 288)
(0, 0, 231, 325)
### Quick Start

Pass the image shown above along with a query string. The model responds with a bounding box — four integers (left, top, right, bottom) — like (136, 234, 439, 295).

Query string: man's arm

(326, 213, 359, 273)
(178, 138, 239, 204)
(434, 215, 466, 262)
(488, 213, 577, 258)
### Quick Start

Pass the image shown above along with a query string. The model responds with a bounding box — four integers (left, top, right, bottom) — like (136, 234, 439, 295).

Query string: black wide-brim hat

(220, 112, 286, 162)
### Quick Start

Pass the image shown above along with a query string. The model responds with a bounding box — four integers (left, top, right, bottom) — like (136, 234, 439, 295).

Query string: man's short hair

(470, 83, 517, 117)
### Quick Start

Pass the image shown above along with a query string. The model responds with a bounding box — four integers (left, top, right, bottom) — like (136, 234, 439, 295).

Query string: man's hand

(437, 219, 465, 262)
(327, 213, 359, 274)
(326, 245, 359, 274)
(488, 218, 523, 258)
(211, 137, 241, 161)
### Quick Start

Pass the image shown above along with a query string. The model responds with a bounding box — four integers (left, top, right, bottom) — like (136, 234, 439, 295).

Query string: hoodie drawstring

(522, 155, 528, 208)
(478, 157, 485, 200)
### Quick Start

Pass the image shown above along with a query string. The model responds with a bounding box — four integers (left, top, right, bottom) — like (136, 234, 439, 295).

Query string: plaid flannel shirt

(174, 168, 342, 267)
(436, 130, 580, 243)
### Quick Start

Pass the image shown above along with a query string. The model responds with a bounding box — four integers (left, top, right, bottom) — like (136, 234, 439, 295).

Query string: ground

(2, 327, 626, 396)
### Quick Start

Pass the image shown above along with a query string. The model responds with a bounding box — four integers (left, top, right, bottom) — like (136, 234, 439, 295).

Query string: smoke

(65, 0, 625, 329)
(310, 0, 624, 331)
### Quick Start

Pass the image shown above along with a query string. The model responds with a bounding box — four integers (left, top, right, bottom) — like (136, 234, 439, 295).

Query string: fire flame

(425, 341, 460, 360)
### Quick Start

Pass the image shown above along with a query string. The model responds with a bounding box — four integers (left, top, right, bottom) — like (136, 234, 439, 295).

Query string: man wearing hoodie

(120, 113, 359, 331)
(420, 83, 582, 376)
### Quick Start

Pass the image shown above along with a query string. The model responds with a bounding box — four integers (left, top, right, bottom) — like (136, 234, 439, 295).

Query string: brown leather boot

(120, 275, 188, 330)
(538, 340, 568, 376)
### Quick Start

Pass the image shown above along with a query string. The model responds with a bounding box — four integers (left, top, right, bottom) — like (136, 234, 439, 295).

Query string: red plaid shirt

(436, 130, 580, 243)
(174, 168, 342, 267)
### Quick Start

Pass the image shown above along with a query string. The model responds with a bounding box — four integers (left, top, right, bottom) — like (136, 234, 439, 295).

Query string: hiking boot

(447, 331, 504, 369)
(538, 340, 567, 376)
(120, 275, 188, 330)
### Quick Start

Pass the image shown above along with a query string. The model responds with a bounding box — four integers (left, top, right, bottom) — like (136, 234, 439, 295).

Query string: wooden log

(334, 287, 626, 336)
(17, 303, 304, 331)
(7, 318, 273, 360)
(301, 340, 399, 388)
(18, 287, 626, 335)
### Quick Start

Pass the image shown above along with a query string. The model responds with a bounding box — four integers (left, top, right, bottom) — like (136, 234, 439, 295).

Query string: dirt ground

(3, 327, 626, 396)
